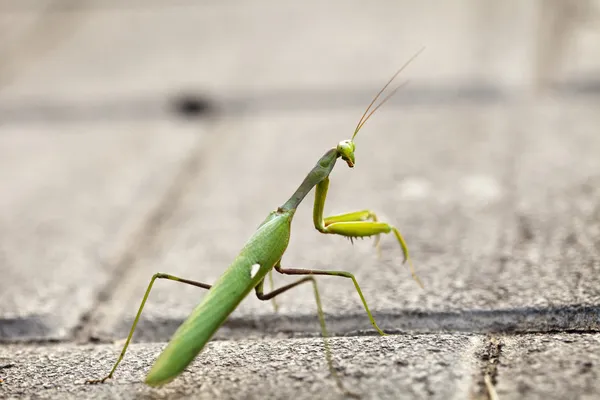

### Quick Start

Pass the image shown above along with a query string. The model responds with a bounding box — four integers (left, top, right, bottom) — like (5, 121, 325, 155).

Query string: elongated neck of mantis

(280, 148, 338, 212)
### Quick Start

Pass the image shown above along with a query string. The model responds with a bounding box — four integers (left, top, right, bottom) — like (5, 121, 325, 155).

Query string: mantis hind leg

(314, 177, 423, 288)
(254, 266, 359, 399)
(267, 269, 279, 312)
(274, 264, 386, 336)
(86, 273, 211, 384)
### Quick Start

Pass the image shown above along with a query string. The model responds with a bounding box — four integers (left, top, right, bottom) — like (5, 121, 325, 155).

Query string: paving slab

(495, 333, 600, 400)
(1, 1, 600, 399)
(0, 334, 479, 400)
(0, 0, 527, 102)
(8, 0, 600, 344)
(1, 0, 599, 107)
(87, 96, 600, 342)
(0, 120, 206, 340)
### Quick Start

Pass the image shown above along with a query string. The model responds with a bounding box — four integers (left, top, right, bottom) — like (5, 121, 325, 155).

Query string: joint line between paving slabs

(480, 334, 501, 400)
(71, 120, 224, 344)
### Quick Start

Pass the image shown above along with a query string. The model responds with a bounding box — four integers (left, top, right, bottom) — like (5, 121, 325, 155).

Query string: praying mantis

(87, 49, 424, 397)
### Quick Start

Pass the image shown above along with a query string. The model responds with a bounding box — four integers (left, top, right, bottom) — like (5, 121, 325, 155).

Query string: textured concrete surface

(89, 98, 600, 344)
(0, 0, 544, 100)
(1, 0, 600, 399)
(496, 333, 600, 400)
(0, 335, 479, 399)
(0, 121, 206, 340)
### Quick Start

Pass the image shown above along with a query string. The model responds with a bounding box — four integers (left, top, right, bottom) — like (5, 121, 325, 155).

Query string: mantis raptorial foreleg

(324, 209, 382, 253)
(255, 265, 359, 399)
(86, 273, 212, 384)
(314, 176, 423, 288)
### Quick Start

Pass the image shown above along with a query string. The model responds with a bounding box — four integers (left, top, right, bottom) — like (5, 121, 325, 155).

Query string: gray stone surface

(1, 0, 599, 106)
(496, 333, 600, 400)
(0, 0, 533, 102)
(0, 121, 206, 339)
(1, 1, 600, 399)
(0, 335, 478, 399)
(90, 98, 600, 342)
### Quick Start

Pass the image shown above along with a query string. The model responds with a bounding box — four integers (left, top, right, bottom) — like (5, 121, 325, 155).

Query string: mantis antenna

(352, 47, 425, 141)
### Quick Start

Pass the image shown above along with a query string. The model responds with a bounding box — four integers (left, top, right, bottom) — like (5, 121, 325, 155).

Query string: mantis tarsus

(87, 49, 424, 397)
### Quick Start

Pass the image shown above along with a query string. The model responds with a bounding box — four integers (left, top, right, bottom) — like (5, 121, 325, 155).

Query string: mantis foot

(85, 376, 111, 385)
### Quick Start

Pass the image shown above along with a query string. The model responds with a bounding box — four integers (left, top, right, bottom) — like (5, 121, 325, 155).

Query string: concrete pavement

(1, 1, 600, 399)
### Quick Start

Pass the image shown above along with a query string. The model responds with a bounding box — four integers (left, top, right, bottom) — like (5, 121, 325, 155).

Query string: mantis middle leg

(254, 264, 359, 398)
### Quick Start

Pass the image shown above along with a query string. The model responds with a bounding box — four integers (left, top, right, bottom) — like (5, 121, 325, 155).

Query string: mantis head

(337, 140, 356, 167)
(340, 48, 424, 169)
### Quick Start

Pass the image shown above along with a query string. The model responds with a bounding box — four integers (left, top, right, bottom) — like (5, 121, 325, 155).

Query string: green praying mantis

(87, 49, 424, 397)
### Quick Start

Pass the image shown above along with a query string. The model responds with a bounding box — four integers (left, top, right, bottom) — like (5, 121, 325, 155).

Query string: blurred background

(1, 0, 600, 349)
(2, 1, 600, 398)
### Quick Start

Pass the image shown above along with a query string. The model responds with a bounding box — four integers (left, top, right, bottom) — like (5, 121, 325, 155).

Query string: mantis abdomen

(145, 210, 293, 385)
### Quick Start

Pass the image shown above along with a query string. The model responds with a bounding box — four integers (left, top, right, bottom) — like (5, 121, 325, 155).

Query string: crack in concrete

(76, 304, 600, 344)
(0, 85, 505, 124)
(3, 303, 600, 343)
(471, 334, 502, 400)
(70, 120, 222, 345)
(482, 335, 501, 400)
(3, 82, 600, 124)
